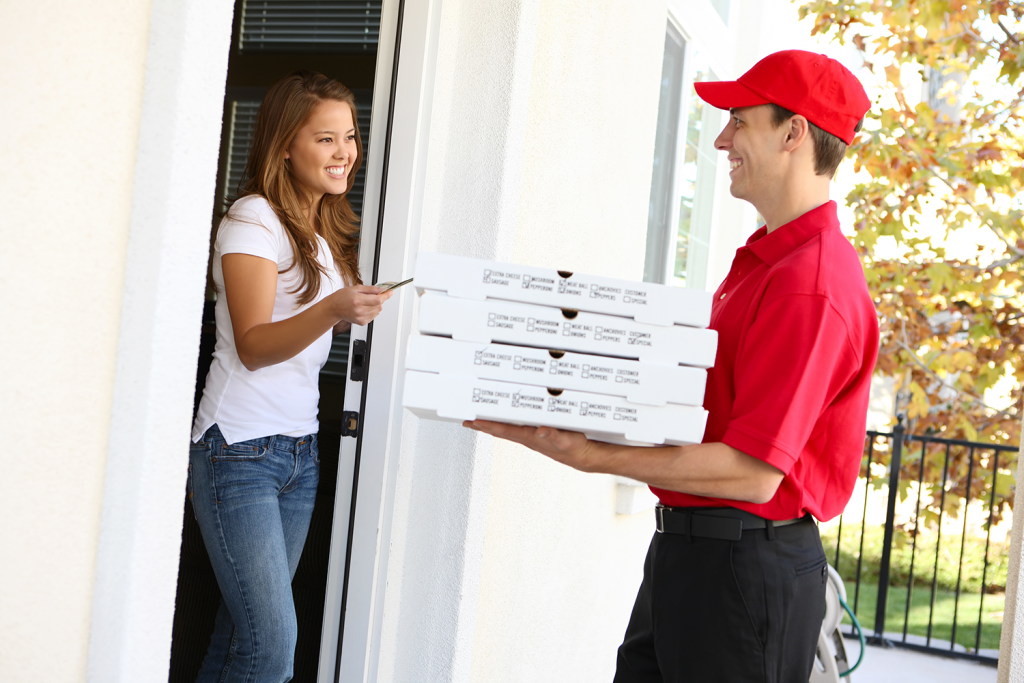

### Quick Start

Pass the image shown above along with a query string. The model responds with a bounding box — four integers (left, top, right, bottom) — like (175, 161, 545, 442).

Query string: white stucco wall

(468, 1, 668, 680)
(376, 1, 546, 680)
(376, 1, 669, 681)
(0, 4, 153, 680)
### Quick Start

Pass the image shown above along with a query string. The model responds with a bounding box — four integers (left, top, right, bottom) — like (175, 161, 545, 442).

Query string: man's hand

(462, 420, 603, 473)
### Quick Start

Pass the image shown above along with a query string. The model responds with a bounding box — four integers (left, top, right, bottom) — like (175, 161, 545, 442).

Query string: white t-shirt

(192, 195, 345, 445)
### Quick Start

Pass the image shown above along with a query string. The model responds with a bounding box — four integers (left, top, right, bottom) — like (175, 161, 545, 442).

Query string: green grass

(821, 523, 1007, 652)
(822, 523, 1009, 595)
(840, 581, 1004, 652)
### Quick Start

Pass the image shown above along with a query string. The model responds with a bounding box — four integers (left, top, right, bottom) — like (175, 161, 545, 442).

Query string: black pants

(614, 516, 826, 683)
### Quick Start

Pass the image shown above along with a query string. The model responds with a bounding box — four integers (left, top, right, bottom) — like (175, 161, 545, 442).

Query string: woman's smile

(284, 99, 359, 206)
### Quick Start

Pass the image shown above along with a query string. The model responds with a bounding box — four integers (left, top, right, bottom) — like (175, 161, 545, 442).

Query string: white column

(86, 1, 235, 681)
(998, 424, 1024, 682)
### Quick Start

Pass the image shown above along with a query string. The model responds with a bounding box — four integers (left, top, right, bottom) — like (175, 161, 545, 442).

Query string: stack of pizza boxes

(402, 252, 718, 446)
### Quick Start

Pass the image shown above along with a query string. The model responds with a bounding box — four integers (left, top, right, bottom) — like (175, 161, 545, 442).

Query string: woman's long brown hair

(231, 70, 364, 304)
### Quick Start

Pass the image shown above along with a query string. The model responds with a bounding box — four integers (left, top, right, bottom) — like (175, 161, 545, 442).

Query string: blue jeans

(188, 424, 320, 683)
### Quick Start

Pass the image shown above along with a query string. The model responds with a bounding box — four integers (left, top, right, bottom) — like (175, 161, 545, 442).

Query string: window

(709, 0, 731, 24)
(644, 23, 721, 290)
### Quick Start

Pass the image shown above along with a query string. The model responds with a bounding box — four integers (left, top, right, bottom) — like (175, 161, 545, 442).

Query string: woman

(189, 71, 390, 683)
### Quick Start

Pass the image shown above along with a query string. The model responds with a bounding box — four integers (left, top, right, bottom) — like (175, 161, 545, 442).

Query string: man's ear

(783, 115, 810, 150)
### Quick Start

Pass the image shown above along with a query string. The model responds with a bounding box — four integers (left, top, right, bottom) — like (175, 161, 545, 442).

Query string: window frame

(644, 11, 724, 292)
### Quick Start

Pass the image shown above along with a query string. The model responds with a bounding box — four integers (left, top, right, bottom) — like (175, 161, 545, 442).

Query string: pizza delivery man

(465, 50, 878, 682)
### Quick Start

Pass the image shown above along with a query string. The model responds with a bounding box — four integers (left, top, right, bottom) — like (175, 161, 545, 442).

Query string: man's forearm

(590, 440, 784, 504)
(463, 421, 784, 505)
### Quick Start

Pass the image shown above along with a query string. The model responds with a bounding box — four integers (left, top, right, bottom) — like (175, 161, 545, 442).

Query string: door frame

(317, 0, 445, 680)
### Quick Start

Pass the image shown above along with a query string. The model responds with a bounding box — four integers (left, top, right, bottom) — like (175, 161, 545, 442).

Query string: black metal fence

(827, 419, 1018, 666)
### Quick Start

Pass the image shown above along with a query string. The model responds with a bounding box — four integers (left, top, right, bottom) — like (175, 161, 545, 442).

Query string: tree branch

(959, 22, 1009, 51)
(998, 18, 1022, 45)
(922, 168, 1024, 256)
(893, 338, 1019, 421)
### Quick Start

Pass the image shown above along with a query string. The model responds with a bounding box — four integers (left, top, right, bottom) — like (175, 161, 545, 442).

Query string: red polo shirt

(652, 201, 879, 521)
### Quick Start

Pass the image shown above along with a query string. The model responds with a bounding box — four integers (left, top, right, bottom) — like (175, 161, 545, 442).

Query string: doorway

(168, 2, 389, 681)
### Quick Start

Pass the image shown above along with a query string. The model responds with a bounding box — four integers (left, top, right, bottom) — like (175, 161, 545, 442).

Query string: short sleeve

(216, 198, 283, 264)
(720, 293, 859, 475)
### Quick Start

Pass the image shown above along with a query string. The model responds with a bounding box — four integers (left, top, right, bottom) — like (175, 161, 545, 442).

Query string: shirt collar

(744, 201, 840, 266)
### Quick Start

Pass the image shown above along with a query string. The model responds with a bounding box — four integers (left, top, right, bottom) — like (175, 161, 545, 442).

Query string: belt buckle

(655, 506, 665, 533)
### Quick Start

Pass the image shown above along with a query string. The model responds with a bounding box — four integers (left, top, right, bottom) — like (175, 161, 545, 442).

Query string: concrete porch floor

(848, 642, 996, 682)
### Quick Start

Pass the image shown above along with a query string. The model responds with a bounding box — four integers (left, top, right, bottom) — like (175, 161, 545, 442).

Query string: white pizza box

(405, 335, 707, 407)
(413, 251, 712, 328)
(402, 370, 708, 446)
(416, 291, 718, 368)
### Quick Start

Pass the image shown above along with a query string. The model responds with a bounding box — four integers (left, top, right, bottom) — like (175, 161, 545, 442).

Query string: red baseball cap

(694, 50, 870, 144)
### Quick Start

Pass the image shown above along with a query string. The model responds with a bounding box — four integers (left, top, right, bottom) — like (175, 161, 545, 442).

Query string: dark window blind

(222, 101, 262, 212)
(240, 0, 383, 52)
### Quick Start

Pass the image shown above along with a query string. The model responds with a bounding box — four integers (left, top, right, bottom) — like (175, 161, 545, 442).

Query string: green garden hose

(837, 593, 865, 677)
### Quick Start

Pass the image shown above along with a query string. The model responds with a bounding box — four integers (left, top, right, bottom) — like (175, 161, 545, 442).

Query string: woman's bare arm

(223, 253, 390, 371)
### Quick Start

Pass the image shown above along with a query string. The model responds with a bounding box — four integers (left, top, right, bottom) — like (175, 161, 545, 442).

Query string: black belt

(655, 505, 807, 542)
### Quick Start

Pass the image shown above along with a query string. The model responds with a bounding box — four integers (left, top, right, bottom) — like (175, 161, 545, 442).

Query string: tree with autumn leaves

(796, 1, 1023, 519)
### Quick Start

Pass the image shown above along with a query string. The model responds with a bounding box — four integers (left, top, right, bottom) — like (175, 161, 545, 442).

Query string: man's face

(714, 104, 785, 208)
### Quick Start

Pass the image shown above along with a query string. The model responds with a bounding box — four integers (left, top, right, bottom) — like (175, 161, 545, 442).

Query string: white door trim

(318, 1, 445, 680)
